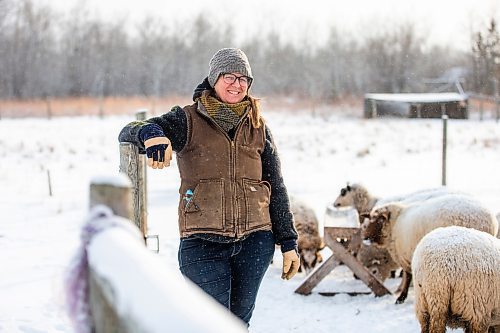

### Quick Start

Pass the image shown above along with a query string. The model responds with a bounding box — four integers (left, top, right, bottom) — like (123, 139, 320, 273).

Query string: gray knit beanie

(208, 48, 253, 88)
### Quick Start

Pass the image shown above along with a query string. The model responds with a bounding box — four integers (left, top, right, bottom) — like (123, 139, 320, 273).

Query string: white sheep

(412, 226, 500, 333)
(333, 183, 455, 283)
(290, 197, 324, 273)
(363, 194, 499, 304)
(333, 183, 457, 217)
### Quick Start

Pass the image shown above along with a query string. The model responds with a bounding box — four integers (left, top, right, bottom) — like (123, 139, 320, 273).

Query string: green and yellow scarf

(200, 93, 250, 132)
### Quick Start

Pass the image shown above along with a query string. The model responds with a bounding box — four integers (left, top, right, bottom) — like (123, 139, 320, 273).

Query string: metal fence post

(441, 115, 448, 186)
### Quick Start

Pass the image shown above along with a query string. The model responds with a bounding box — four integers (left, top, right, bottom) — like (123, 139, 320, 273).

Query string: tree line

(0, 0, 498, 101)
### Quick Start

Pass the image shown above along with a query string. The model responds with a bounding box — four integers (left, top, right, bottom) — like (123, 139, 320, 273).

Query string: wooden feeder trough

(295, 205, 391, 297)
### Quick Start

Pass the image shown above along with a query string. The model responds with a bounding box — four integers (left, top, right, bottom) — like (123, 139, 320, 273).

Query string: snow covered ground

(1, 108, 499, 333)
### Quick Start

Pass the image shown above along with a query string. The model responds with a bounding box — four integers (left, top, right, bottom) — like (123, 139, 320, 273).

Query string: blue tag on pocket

(184, 189, 193, 202)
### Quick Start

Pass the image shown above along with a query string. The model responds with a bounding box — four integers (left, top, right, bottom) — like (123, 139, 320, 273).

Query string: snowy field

(1, 108, 499, 333)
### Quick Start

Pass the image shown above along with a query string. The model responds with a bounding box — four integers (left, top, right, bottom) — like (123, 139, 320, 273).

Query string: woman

(118, 48, 299, 326)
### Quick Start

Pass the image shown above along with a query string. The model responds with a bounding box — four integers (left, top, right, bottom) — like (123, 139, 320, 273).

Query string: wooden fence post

(496, 98, 499, 123)
(370, 99, 377, 118)
(89, 174, 132, 220)
(118, 109, 149, 239)
(479, 99, 484, 121)
(119, 143, 146, 238)
(47, 170, 53, 197)
(135, 109, 148, 226)
(46, 97, 52, 120)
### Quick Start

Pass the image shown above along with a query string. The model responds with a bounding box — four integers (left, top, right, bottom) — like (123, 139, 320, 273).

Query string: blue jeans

(178, 231, 275, 325)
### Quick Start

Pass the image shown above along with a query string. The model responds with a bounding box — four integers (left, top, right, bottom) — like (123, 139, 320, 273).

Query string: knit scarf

(200, 93, 250, 132)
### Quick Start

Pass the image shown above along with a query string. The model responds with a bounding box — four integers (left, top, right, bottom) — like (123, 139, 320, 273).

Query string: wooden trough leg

(294, 255, 341, 295)
(324, 233, 391, 297)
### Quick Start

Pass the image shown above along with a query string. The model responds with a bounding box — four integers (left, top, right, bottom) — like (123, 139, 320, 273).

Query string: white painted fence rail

(66, 174, 247, 333)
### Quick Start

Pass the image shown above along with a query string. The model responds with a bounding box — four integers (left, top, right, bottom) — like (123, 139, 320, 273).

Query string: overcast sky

(44, 0, 499, 51)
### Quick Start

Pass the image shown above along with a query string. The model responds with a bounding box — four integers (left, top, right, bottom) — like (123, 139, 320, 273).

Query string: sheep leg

(415, 289, 430, 333)
(416, 310, 430, 333)
(426, 291, 448, 333)
(428, 314, 447, 333)
(395, 269, 405, 293)
(466, 320, 490, 333)
(395, 271, 412, 304)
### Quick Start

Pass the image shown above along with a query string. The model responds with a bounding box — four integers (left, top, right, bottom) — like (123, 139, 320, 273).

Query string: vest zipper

(231, 120, 248, 238)
(230, 140, 238, 238)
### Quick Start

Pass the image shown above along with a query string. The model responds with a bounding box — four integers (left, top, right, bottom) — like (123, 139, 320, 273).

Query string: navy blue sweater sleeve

(118, 106, 187, 153)
(261, 124, 298, 248)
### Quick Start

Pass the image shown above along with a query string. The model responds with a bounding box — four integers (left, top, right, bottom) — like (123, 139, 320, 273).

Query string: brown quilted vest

(176, 101, 272, 239)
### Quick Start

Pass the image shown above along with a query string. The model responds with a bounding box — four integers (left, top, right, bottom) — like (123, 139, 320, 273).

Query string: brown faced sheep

(363, 194, 499, 304)
(355, 242, 399, 282)
(412, 226, 500, 333)
(290, 197, 324, 273)
(333, 184, 400, 282)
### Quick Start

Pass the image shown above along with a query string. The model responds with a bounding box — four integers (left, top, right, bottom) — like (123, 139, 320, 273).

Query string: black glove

(146, 143, 169, 162)
(139, 123, 172, 169)
(192, 77, 212, 101)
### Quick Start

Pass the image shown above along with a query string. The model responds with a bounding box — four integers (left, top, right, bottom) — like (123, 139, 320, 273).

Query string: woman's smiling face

(214, 73, 249, 104)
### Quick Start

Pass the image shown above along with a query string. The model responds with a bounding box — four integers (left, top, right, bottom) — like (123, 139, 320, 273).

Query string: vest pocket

(183, 179, 225, 231)
(242, 178, 271, 230)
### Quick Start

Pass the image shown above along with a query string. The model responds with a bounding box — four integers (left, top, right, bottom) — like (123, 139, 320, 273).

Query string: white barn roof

(365, 92, 467, 103)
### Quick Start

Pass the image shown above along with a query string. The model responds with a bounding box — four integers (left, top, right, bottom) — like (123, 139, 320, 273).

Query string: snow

(1, 109, 499, 333)
(90, 174, 132, 188)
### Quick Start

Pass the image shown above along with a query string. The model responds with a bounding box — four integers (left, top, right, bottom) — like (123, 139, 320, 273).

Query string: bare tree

(472, 19, 500, 94)
(0, 0, 477, 104)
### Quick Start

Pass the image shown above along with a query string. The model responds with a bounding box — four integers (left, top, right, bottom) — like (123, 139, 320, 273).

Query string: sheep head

(356, 242, 398, 282)
(362, 206, 392, 247)
(333, 184, 353, 208)
(299, 247, 324, 273)
(297, 236, 324, 273)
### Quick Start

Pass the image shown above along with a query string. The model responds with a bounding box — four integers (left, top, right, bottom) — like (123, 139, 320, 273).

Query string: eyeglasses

(222, 73, 252, 87)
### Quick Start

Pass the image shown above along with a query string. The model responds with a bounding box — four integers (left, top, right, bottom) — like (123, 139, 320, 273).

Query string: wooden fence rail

(88, 174, 133, 333)
(85, 175, 247, 333)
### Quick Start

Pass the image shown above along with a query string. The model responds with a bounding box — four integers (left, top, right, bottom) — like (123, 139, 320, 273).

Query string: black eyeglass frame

(221, 73, 252, 87)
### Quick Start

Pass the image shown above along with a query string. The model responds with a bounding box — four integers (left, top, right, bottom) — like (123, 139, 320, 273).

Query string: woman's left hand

(144, 136, 172, 169)
(281, 249, 300, 280)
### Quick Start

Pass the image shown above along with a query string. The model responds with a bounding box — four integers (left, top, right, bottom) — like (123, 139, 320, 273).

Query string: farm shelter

(364, 93, 468, 119)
